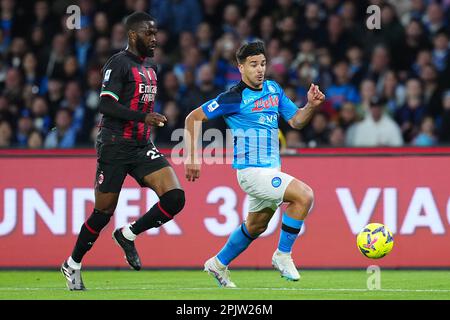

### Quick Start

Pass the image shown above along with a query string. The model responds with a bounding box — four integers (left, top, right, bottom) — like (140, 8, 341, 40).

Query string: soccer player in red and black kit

(61, 12, 185, 290)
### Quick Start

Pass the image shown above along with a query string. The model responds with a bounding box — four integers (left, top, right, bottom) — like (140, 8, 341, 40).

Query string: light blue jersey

(201, 80, 298, 169)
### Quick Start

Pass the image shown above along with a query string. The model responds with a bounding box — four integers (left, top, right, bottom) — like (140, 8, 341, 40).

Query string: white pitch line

(1, 287, 450, 293)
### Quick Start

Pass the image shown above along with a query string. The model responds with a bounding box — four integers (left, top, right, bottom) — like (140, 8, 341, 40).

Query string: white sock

(121, 224, 137, 241)
(67, 256, 81, 270)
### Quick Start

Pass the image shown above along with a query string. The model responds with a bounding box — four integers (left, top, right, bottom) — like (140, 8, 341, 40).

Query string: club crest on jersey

(251, 95, 279, 112)
(271, 177, 282, 188)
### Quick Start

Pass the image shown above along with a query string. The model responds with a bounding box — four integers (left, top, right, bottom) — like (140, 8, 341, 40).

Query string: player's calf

(115, 189, 185, 269)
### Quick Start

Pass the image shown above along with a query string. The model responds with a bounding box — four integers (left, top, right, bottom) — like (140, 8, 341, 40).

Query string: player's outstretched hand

(185, 163, 201, 182)
(144, 112, 167, 127)
(307, 83, 326, 108)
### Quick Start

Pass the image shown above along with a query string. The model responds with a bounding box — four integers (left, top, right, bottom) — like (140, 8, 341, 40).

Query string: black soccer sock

(71, 209, 113, 263)
(130, 189, 185, 235)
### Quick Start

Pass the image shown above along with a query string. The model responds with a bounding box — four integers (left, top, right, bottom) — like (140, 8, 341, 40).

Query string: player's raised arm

(184, 106, 208, 182)
(288, 84, 325, 129)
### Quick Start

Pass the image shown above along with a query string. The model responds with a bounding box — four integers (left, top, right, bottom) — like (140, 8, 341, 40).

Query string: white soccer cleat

(272, 249, 301, 281)
(204, 256, 237, 288)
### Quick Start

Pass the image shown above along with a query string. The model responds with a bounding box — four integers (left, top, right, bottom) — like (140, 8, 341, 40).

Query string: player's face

(134, 20, 157, 57)
(239, 54, 266, 89)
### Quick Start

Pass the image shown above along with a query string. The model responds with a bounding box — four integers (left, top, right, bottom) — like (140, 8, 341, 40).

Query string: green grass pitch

(1, 269, 449, 300)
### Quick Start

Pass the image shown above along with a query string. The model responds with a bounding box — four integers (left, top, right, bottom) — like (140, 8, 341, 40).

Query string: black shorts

(94, 141, 170, 193)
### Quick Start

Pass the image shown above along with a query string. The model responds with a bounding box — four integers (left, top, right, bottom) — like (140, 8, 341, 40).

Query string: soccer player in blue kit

(184, 41, 325, 287)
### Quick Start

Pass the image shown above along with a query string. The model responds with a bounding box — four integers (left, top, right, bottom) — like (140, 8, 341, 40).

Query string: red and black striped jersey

(98, 50, 157, 144)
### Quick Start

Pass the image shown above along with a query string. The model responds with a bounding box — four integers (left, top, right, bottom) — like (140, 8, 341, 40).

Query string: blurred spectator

(173, 46, 203, 89)
(285, 130, 305, 148)
(110, 23, 127, 53)
(201, 0, 225, 38)
(30, 96, 51, 134)
(439, 90, 450, 144)
(153, 0, 203, 38)
(329, 126, 346, 147)
(0, 119, 13, 147)
(273, 0, 301, 22)
(366, 45, 391, 94)
(154, 100, 183, 146)
(338, 102, 359, 132)
(381, 70, 405, 115)
(379, 3, 405, 56)
(350, 96, 403, 147)
(44, 108, 77, 148)
(158, 71, 182, 105)
(60, 81, 94, 143)
(15, 110, 34, 147)
(243, 0, 266, 31)
(400, 0, 426, 25)
(236, 18, 258, 44)
(325, 15, 352, 61)
(346, 45, 366, 88)
(63, 55, 82, 82)
(221, 3, 241, 36)
(74, 24, 94, 73)
(355, 79, 377, 118)
(210, 32, 240, 90)
(278, 16, 298, 53)
(22, 52, 42, 92)
(32, 0, 58, 41)
(315, 47, 333, 90)
(298, 2, 326, 45)
(45, 77, 64, 118)
(325, 60, 360, 111)
(259, 15, 276, 44)
(27, 129, 43, 149)
(396, 19, 432, 72)
(196, 22, 214, 60)
(420, 63, 444, 118)
(2, 67, 23, 108)
(45, 33, 70, 80)
(304, 111, 331, 147)
(431, 31, 449, 73)
(422, 1, 448, 37)
(90, 36, 112, 68)
(395, 94, 427, 143)
(412, 116, 437, 146)
(93, 11, 110, 40)
(6, 37, 27, 68)
(182, 63, 225, 133)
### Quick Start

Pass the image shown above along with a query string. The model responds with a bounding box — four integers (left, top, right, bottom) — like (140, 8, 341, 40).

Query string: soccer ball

(356, 223, 394, 259)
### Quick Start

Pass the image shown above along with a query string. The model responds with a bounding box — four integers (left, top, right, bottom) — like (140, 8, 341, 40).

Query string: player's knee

(301, 186, 314, 215)
(159, 189, 185, 216)
(292, 183, 314, 214)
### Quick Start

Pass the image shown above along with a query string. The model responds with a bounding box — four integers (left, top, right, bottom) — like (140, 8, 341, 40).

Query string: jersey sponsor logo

(207, 100, 219, 112)
(251, 95, 279, 112)
(258, 114, 278, 124)
(139, 83, 157, 102)
(104, 69, 112, 82)
(271, 177, 282, 188)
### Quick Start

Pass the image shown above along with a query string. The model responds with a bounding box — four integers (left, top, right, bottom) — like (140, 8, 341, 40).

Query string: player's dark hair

(124, 11, 155, 32)
(236, 41, 266, 64)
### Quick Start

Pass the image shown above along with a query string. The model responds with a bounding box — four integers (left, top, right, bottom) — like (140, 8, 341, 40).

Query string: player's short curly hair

(124, 11, 155, 32)
(236, 41, 266, 64)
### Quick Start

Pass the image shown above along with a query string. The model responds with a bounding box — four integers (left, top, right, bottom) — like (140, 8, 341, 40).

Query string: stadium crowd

(0, 0, 449, 149)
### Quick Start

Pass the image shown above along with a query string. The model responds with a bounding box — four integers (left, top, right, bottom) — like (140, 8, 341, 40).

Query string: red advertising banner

(0, 153, 449, 268)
